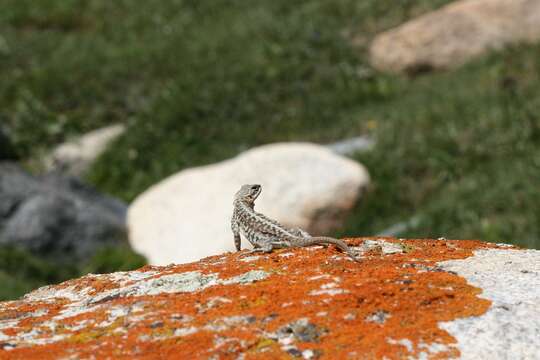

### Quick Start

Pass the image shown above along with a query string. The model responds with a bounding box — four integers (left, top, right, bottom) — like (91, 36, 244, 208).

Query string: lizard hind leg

(248, 233, 281, 254)
(238, 243, 272, 259)
(248, 243, 273, 254)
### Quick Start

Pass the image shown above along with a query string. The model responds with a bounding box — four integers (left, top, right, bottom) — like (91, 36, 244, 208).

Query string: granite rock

(1, 238, 537, 359)
(369, 0, 540, 73)
(45, 124, 125, 176)
(0, 163, 127, 262)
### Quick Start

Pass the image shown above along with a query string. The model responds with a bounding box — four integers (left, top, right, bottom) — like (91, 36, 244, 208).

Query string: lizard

(231, 184, 360, 262)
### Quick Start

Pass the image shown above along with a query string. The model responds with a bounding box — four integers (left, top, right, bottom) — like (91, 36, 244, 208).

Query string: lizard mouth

(250, 184, 262, 199)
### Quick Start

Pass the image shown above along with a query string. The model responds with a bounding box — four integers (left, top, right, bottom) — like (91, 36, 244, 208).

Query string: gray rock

(278, 318, 322, 343)
(369, 0, 540, 73)
(438, 248, 540, 359)
(0, 163, 127, 262)
(376, 215, 421, 237)
(326, 136, 375, 156)
(365, 310, 390, 324)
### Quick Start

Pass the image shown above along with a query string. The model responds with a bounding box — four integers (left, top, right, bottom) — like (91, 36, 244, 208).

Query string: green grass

(339, 47, 540, 248)
(1, 0, 539, 299)
(1, 0, 453, 186)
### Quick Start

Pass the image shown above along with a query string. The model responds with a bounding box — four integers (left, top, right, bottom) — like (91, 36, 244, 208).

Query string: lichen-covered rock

(369, 0, 540, 73)
(128, 142, 369, 265)
(1, 237, 537, 359)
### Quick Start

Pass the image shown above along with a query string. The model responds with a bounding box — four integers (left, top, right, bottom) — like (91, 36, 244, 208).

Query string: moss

(67, 330, 105, 344)
(253, 338, 276, 351)
(400, 243, 416, 254)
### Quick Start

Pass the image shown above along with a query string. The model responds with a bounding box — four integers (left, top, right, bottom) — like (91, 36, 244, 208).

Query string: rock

(0, 238, 538, 359)
(377, 215, 422, 237)
(45, 124, 125, 176)
(439, 248, 540, 359)
(326, 136, 375, 156)
(0, 163, 127, 262)
(128, 142, 370, 265)
(0, 125, 18, 160)
(369, 0, 540, 73)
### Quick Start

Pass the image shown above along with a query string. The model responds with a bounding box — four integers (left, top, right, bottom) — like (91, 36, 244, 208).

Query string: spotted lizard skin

(231, 184, 360, 262)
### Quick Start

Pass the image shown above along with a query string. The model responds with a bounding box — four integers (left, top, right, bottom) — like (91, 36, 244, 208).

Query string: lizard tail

(307, 236, 361, 263)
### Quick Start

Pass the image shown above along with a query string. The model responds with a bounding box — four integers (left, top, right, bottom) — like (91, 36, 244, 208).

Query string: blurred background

(1, 0, 539, 300)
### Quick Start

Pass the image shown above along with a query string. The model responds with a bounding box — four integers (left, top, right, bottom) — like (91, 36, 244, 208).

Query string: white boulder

(369, 0, 540, 73)
(128, 142, 370, 265)
(46, 124, 125, 176)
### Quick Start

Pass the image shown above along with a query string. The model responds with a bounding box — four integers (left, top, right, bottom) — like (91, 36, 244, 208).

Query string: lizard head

(234, 184, 262, 203)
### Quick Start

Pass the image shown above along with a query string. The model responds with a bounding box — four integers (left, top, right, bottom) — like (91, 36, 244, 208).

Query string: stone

(0, 163, 127, 262)
(128, 142, 370, 265)
(0, 238, 538, 359)
(369, 0, 540, 73)
(439, 249, 540, 359)
(45, 124, 125, 176)
(326, 136, 375, 156)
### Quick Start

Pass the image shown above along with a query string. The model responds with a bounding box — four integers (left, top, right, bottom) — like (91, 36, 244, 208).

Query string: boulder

(128, 142, 370, 265)
(0, 163, 127, 262)
(0, 238, 538, 359)
(326, 136, 375, 155)
(369, 0, 540, 73)
(45, 124, 125, 176)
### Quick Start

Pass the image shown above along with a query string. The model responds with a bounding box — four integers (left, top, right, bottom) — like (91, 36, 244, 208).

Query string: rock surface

(128, 142, 369, 265)
(1, 238, 538, 359)
(439, 248, 540, 359)
(45, 124, 125, 176)
(0, 163, 127, 262)
(369, 0, 540, 73)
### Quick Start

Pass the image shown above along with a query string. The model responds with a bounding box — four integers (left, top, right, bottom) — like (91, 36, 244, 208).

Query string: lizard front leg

(231, 219, 241, 251)
(234, 234, 241, 251)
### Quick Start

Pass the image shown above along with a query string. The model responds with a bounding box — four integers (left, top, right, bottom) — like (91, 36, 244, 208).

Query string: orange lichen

(0, 237, 501, 359)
